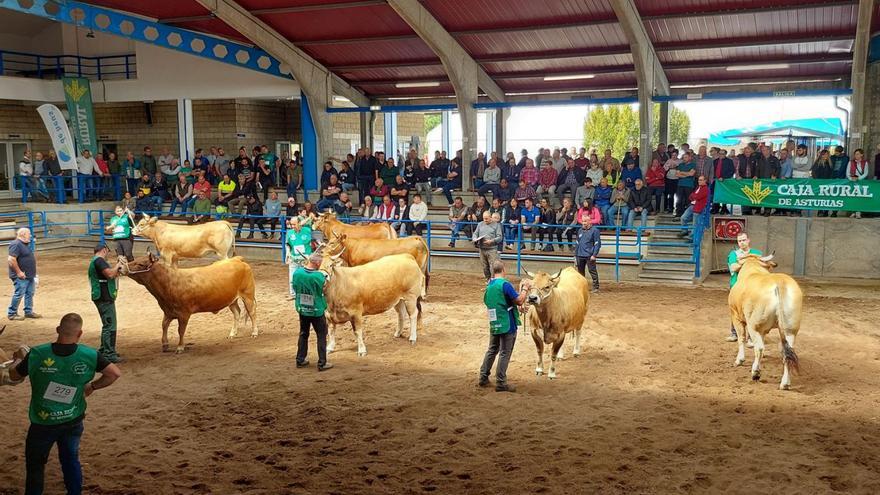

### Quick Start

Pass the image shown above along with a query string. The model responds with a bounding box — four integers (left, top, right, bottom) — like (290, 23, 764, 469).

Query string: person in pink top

(577, 198, 603, 225)
(192, 173, 212, 201)
(519, 158, 539, 187)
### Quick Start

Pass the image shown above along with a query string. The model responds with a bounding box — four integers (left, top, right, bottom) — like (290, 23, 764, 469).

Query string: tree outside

(583, 104, 691, 156)
(424, 114, 441, 137)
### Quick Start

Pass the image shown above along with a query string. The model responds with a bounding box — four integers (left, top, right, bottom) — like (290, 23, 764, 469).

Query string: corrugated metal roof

(420, 0, 616, 30)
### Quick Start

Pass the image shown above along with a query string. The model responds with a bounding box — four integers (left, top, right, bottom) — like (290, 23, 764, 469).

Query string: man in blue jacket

(575, 217, 601, 293)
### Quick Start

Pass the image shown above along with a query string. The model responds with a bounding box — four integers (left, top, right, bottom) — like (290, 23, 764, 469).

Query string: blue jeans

(26, 420, 84, 495)
(437, 179, 458, 203)
(626, 208, 649, 228)
(316, 198, 335, 212)
(450, 220, 464, 244)
(169, 197, 196, 215)
(680, 205, 695, 237)
(477, 183, 500, 199)
(607, 205, 630, 226)
(597, 205, 610, 225)
(473, 178, 484, 190)
(8, 277, 35, 316)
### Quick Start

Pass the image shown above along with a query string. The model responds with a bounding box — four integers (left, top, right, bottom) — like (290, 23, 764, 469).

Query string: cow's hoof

(393, 333, 402, 339)
(751, 371, 761, 381)
(162, 344, 170, 353)
(409, 340, 416, 346)
(357, 351, 367, 357)
(548, 375, 556, 380)
(175, 347, 185, 354)
(573, 352, 581, 358)
(535, 369, 543, 376)
(734, 359, 744, 367)
(250, 333, 259, 339)
(226, 335, 235, 340)
(327, 346, 336, 353)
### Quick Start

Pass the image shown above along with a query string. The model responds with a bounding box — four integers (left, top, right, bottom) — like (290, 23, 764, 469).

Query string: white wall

(0, 10, 63, 55)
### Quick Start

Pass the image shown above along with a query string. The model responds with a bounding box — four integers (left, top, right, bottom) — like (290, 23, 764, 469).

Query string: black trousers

(663, 178, 678, 213)
(479, 331, 517, 385)
(297, 314, 328, 367)
(236, 217, 267, 237)
(406, 222, 424, 236)
(576, 256, 599, 289)
(675, 185, 693, 216)
(114, 237, 134, 261)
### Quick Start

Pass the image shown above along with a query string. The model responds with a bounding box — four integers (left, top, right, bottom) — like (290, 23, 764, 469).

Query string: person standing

(88, 244, 123, 363)
(726, 232, 761, 342)
(285, 217, 312, 300)
(5, 313, 122, 495)
(105, 205, 135, 262)
(575, 217, 601, 293)
(8, 228, 40, 321)
(291, 253, 333, 371)
(472, 210, 503, 281)
(479, 260, 530, 392)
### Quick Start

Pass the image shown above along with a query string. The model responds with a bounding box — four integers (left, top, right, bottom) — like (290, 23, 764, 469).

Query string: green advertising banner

(714, 179, 880, 212)
(62, 77, 97, 156)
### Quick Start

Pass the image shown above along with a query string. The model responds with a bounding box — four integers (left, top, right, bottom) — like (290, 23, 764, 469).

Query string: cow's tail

(774, 285, 800, 374)
(387, 222, 398, 239)
(225, 221, 236, 257)
(417, 236, 430, 294)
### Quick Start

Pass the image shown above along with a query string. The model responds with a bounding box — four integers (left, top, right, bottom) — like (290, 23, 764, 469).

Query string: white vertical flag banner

(36, 104, 78, 170)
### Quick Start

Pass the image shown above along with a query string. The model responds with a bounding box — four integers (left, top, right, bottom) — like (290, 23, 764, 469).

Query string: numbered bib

(43, 381, 77, 404)
(487, 309, 497, 322)
(299, 294, 314, 307)
(294, 245, 306, 256)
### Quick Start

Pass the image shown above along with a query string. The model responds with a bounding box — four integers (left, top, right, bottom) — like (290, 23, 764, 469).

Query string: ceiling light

(333, 96, 350, 103)
(395, 81, 441, 88)
(543, 74, 595, 81)
(369, 105, 381, 111)
(726, 63, 790, 72)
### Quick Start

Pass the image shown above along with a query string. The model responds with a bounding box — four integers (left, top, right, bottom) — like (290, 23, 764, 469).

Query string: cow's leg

(161, 314, 173, 352)
(548, 336, 565, 380)
(393, 300, 406, 339)
(780, 332, 797, 390)
(352, 316, 367, 356)
(531, 327, 545, 375)
(242, 295, 258, 338)
(227, 301, 241, 339)
(572, 328, 582, 357)
(327, 323, 337, 353)
(176, 315, 191, 354)
(404, 298, 418, 345)
(732, 317, 747, 367)
(557, 341, 565, 360)
(749, 328, 765, 381)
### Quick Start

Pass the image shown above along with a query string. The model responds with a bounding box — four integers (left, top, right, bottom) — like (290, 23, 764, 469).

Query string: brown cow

(322, 232, 429, 290)
(133, 214, 235, 266)
(313, 211, 396, 241)
(729, 253, 802, 390)
(523, 267, 590, 379)
(118, 253, 257, 353)
(319, 253, 424, 356)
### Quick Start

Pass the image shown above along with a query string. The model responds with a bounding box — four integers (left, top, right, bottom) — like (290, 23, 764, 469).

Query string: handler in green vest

(479, 260, 530, 392)
(4, 313, 122, 495)
(725, 231, 762, 342)
(291, 252, 333, 372)
(286, 217, 312, 300)
(88, 243, 123, 363)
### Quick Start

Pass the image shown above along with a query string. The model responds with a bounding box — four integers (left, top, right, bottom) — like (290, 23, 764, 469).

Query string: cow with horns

(132, 214, 235, 267)
(312, 211, 396, 241)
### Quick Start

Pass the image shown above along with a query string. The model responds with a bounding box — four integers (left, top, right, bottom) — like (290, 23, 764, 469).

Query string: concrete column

(300, 91, 320, 191)
(485, 111, 496, 158)
(458, 101, 477, 191)
(658, 101, 670, 146)
(176, 98, 194, 161)
(495, 108, 510, 156)
(383, 112, 398, 164)
(847, 0, 874, 151)
(359, 112, 375, 150)
(638, 89, 653, 175)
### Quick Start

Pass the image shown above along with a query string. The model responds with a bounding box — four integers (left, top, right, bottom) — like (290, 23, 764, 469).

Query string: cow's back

(158, 221, 233, 259)
(347, 237, 428, 270)
(556, 268, 590, 327)
(328, 219, 394, 240)
(330, 254, 422, 316)
(731, 271, 802, 333)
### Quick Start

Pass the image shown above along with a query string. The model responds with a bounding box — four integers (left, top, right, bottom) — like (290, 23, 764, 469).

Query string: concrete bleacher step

(637, 269, 695, 284)
(641, 261, 695, 273)
(646, 246, 693, 256)
(33, 238, 71, 251)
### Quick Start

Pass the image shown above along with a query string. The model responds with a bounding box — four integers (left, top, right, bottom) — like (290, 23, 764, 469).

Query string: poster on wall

(36, 104, 78, 171)
(714, 179, 879, 213)
(61, 76, 98, 156)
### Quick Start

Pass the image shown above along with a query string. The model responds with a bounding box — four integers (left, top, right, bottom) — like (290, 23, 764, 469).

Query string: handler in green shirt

(291, 252, 333, 371)
(479, 260, 530, 392)
(286, 217, 312, 300)
(105, 205, 134, 261)
(725, 231, 762, 342)
(88, 243, 123, 362)
(5, 313, 121, 495)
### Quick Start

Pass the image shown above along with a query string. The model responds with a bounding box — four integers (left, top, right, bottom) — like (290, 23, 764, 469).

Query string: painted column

(176, 98, 194, 161)
(485, 110, 496, 158)
(441, 110, 452, 155)
(300, 91, 318, 191)
(383, 111, 398, 164)
(658, 101, 670, 146)
(495, 108, 510, 156)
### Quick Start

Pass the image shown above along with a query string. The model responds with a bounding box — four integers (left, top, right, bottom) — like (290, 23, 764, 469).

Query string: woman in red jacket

(679, 175, 709, 241)
(645, 158, 666, 213)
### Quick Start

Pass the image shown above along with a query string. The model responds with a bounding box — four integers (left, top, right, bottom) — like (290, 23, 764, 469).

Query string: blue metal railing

(18, 175, 124, 204)
(0, 50, 136, 80)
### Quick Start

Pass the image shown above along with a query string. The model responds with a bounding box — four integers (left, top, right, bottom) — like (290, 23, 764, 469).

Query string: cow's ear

(148, 216, 158, 224)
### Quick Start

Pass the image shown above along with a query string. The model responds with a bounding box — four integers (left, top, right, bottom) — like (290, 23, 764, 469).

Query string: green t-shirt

(180, 166, 194, 183)
(263, 153, 277, 170)
(678, 161, 696, 188)
(292, 267, 327, 317)
(728, 248, 762, 288)
(109, 214, 131, 239)
(27, 343, 98, 425)
(193, 198, 212, 214)
(286, 226, 312, 262)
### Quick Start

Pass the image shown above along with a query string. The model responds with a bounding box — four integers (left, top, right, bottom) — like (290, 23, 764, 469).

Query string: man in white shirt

(405, 194, 428, 236)
(75, 150, 100, 201)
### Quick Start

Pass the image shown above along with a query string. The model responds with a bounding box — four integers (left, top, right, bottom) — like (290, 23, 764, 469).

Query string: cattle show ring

(2, 209, 879, 494)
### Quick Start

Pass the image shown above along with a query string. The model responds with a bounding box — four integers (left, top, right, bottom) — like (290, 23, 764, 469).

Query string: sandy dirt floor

(1, 252, 880, 494)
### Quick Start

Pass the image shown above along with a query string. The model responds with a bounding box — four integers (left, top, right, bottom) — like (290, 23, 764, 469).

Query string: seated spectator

(320, 161, 337, 189)
(285, 196, 298, 218)
(316, 175, 343, 212)
(520, 158, 538, 188)
(405, 194, 428, 236)
(679, 175, 709, 241)
(470, 152, 487, 191)
(161, 157, 182, 187)
(594, 177, 613, 222)
(379, 158, 399, 187)
(607, 181, 631, 227)
(369, 177, 390, 205)
(514, 179, 537, 203)
(645, 158, 666, 213)
(503, 197, 522, 250)
(390, 175, 410, 203)
(215, 173, 237, 216)
(373, 195, 397, 225)
(330, 191, 354, 219)
(497, 178, 515, 203)
(120, 191, 136, 214)
(264, 189, 282, 238)
(357, 195, 378, 220)
(193, 173, 212, 200)
(229, 174, 256, 217)
(555, 158, 584, 207)
(536, 198, 556, 252)
(575, 177, 595, 208)
(169, 173, 195, 217)
(413, 159, 433, 205)
(179, 159, 194, 184)
(556, 197, 578, 251)
(447, 196, 468, 248)
(621, 160, 643, 189)
(520, 198, 540, 250)
(337, 161, 356, 192)
(477, 160, 502, 199)
(134, 190, 154, 216)
(152, 170, 169, 202)
(586, 159, 604, 186)
(392, 197, 407, 234)
(536, 159, 558, 204)
(626, 179, 652, 229)
(236, 194, 269, 239)
(190, 190, 213, 224)
(577, 198, 602, 226)
(436, 159, 462, 205)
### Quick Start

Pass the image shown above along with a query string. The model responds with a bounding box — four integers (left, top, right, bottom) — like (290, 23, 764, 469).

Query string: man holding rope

(479, 260, 530, 392)
(285, 217, 312, 301)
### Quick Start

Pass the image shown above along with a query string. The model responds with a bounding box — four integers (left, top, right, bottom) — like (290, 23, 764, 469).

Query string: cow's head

(321, 232, 347, 258)
(738, 252, 777, 271)
(313, 211, 337, 233)
(318, 247, 345, 277)
(132, 214, 159, 236)
(523, 269, 561, 305)
(118, 250, 158, 276)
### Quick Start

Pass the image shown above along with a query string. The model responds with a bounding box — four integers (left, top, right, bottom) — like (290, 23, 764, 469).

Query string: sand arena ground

(1, 252, 880, 494)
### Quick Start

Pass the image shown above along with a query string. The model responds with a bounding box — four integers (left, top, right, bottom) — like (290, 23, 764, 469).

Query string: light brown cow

(119, 253, 257, 353)
(313, 211, 396, 241)
(133, 214, 235, 266)
(523, 267, 590, 379)
(729, 253, 802, 390)
(322, 232, 429, 290)
(319, 253, 424, 356)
